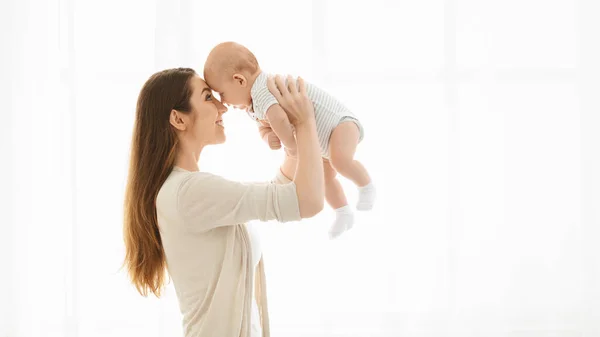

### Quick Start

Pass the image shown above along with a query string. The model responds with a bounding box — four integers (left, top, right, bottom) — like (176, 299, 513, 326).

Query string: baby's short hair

(204, 42, 259, 81)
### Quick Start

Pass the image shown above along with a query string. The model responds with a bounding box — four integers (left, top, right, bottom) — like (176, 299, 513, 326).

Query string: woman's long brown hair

(123, 68, 196, 297)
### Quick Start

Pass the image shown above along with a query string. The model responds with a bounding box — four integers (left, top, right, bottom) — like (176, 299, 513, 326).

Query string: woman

(123, 68, 324, 337)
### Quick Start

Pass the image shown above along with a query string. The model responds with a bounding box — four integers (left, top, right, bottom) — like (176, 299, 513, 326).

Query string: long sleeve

(177, 172, 301, 232)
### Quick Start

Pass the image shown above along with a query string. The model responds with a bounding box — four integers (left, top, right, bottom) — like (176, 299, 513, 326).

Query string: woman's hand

(267, 75, 314, 126)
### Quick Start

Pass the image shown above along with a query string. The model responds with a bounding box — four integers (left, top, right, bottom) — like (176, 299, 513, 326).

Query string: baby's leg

(284, 155, 349, 210)
(329, 121, 376, 211)
(324, 159, 354, 239)
(324, 158, 347, 209)
(329, 121, 371, 186)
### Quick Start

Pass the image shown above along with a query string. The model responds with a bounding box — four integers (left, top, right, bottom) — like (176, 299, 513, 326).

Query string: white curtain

(1, 0, 600, 336)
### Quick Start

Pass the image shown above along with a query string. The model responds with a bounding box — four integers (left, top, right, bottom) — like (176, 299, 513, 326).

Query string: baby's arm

(258, 120, 273, 140)
(266, 104, 296, 150)
(257, 120, 281, 150)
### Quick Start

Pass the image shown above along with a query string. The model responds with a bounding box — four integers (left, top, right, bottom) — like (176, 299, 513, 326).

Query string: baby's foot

(356, 182, 376, 211)
(329, 206, 354, 239)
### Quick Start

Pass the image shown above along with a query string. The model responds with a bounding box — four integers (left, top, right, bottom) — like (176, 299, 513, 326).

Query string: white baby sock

(329, 205, 354, 240)
(356, 182, 376, 211)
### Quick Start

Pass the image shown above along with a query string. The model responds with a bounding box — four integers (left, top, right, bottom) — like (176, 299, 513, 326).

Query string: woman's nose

(214, 98, 227, 114)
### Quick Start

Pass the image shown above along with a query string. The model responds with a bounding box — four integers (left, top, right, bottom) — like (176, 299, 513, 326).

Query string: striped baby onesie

(249, 72, 364, 159)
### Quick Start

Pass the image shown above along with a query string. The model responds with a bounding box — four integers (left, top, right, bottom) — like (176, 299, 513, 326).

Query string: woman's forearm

(293, 118, 324, 218)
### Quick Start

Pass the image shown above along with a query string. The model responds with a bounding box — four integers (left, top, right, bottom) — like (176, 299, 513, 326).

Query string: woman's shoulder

(158, 169, 214, 200)
(167, 169, 221, 190)
(170, 167, 279, 199)
(172, 169, 256, 198)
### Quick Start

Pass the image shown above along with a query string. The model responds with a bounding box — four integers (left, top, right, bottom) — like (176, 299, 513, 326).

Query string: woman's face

(180, 76, 227, 147)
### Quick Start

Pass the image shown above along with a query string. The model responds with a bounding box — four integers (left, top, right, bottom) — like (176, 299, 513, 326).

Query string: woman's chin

(213, 135, 226, 145)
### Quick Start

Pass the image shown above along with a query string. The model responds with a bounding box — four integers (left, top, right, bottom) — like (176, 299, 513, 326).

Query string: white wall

(1, 0, 599, 336)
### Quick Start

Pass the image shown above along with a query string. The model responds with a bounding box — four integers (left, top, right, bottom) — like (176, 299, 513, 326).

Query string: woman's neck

(174, 144, 202, 172)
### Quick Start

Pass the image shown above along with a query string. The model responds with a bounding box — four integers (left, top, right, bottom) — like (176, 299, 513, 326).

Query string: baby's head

(204, 42, 260, 111)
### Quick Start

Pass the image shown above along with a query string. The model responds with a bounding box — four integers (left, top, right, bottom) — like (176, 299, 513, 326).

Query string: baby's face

(207, 75, 252, 112)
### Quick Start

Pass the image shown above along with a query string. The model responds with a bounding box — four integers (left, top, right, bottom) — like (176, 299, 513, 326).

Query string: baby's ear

(233, 73, 247, 87)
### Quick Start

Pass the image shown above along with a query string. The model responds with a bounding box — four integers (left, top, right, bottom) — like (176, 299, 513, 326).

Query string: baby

(204, 42, 375, 239)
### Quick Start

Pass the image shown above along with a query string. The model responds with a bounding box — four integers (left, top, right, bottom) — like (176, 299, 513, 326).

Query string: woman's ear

(233, 73, 247, 87)
(169, 109, 187, 131)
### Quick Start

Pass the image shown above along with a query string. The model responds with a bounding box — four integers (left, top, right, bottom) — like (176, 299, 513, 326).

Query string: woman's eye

(206, 94, 212, 101)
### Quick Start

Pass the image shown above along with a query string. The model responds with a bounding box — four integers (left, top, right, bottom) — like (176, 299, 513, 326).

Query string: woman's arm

(267, 75, 324, 218)
(177, 172, 301, 232)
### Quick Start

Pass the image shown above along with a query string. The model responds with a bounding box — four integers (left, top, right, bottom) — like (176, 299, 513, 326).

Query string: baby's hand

(267, 132, 282, 150)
